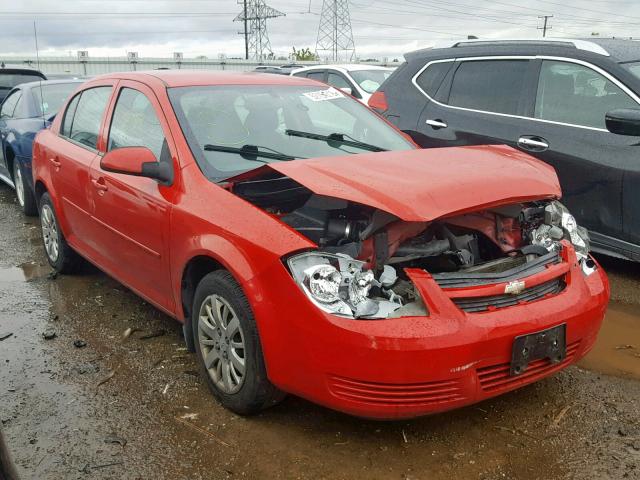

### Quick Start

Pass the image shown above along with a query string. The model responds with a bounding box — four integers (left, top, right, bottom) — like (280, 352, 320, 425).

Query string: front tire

(39, 192, 82, 273)
(192, 270, 285, 415)
(13, 161, 37, 216)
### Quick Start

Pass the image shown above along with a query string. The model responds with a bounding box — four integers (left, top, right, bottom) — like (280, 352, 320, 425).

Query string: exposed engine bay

(232, 173, 591, 319)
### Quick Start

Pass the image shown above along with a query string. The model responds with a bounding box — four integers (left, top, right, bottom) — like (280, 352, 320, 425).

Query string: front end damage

(223, 148, 608, 418)
(230, 170, 594, 320)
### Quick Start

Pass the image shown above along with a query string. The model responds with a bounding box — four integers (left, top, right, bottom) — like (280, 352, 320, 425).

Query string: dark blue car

(0, 79, 83, 215)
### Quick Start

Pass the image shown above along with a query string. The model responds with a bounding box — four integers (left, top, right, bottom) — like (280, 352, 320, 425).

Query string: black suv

(372, 38, 640, 262)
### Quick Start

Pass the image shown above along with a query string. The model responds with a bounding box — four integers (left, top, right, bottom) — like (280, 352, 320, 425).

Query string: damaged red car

(32, 71, 609, 419)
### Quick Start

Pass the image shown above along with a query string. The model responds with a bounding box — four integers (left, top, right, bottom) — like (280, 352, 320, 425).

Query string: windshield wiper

(285, 129, 387, 152)
(203, 143, 301, 162)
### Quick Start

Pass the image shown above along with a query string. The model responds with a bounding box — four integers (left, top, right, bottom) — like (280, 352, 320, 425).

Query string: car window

(327, 72, 352, 91)
(535, 60, 638, 129)
(61, 93, 81, 137)
(0, 72, 44, 89)
(108, 88, 165, 160)
(448, 60, 529, 115)
(0, 90, 21, 118)
(169, 85, 413, 179)
(415, 61, 454, 98)
(306, 71, 325, 82)
(349, 69, 394, 94)
(63, 87, 112, 149)
(32, 82, 80, 118)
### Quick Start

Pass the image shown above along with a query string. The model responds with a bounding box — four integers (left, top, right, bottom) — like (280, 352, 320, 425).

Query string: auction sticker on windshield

(303, 87, 344, 102)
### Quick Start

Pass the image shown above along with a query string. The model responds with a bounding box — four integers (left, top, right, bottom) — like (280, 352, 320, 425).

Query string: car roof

(406, 38, 640, 63)
(87, 70, 325, 88)
(293, 64, 392, 73)
(0, 63, 45, 73)
(16, 78, 85, 90)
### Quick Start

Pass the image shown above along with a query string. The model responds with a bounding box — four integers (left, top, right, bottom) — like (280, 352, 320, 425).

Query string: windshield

(349, 69, 393, 94)
(168, 84, 413, 180)
(31, 82, 80, 117)
(0, 73, 45, 90)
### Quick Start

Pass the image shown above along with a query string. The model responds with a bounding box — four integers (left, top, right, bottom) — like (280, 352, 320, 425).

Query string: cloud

(0, 0, 636, 59)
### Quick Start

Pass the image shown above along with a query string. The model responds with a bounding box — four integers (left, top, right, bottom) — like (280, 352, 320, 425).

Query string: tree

(292, 47, 318, 61)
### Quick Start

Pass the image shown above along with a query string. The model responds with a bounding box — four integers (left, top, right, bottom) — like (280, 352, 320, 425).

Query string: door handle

(91, 178, 108, 193)
(49, 157, 61, 168)
(518, 137, 549, 151)
(426, 119, 448, 129)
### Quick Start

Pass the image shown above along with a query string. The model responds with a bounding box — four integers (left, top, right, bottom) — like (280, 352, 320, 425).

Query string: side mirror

(100, 146, 173, 184)
(338, 87, 353, 96)
(605, 108, 640, 136)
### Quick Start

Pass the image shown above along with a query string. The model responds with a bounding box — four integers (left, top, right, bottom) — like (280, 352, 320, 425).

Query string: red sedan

(32, 71, 608, 419)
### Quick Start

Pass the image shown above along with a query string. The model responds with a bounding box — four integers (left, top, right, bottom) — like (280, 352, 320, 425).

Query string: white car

(290, 64, 394, 103)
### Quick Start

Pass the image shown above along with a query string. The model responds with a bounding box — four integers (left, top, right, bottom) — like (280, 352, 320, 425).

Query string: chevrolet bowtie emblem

(504, 280, 526, 295)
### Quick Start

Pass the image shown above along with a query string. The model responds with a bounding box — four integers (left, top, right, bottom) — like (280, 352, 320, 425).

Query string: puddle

(0, 263, 51, 282)
(579, 302, 640, 380)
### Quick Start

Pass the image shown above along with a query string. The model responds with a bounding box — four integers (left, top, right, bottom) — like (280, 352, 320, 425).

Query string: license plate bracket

(510, 324, 566, 376)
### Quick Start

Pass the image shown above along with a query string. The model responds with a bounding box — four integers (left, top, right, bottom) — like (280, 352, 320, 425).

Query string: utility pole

(243, 0, 249, 60)
(538, 15, 553, 38)
(234, 1, 285, 61)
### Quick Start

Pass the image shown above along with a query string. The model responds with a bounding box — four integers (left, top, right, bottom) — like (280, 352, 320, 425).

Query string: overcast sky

(0, 0, 639, 60)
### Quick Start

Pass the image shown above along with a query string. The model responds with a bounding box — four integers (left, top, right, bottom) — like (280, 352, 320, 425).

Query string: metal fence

(0, 55, 397, 76)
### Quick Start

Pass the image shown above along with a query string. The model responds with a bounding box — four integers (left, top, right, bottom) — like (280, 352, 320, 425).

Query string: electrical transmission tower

(315, 0, 355, 62)
(234, 0, 285, 61)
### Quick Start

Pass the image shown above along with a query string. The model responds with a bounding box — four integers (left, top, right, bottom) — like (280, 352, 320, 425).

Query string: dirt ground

(0, 183, 639, 480)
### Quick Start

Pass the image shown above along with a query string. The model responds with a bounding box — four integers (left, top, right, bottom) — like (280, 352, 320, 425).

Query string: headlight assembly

(532, 201, 591, 262)
(287, 252, 405, 319)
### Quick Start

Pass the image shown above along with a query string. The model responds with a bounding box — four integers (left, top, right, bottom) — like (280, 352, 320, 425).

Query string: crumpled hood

(230, 145, 561, 221)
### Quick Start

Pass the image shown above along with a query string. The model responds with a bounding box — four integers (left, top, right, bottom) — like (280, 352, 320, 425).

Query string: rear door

(0, 89, 22, 179)
(52, 84, 113, 254)
(89, 81, 176, 313)
(520, 59, 640, 248)
(416, 57, 536, 149)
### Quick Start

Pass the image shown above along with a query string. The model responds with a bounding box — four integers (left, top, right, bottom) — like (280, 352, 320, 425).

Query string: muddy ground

(0, 183, 639, 480)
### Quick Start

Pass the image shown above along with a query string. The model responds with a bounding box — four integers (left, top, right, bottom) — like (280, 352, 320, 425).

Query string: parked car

(0, 79, 84, 215)
(292, 64, 393, 102)
(370, 38, 640, 262)
(32, 70, 607, 419)
(253, 64, 304, 75)
(0, 64, 47, 103)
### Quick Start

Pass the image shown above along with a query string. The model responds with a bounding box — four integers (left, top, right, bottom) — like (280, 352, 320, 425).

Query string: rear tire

(39, 192, 82, 274)
(192, 270, 285, 415)
(13, 161, 37, 216)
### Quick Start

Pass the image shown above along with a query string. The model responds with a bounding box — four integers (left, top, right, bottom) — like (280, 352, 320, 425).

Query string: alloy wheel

(13, 163, 24, 207)
(198, 294, 246, 394)
(41, 204, 59, 263)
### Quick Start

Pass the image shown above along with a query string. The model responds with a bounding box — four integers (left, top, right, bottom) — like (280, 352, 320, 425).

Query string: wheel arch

(179, 254, 226, 352)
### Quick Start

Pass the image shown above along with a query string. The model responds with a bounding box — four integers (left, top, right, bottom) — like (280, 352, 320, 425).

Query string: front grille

(477, 340, 580, 393)
(452, 278, 565, 313)
(327, 375, 465, 407)
(433, 251, 560, 289)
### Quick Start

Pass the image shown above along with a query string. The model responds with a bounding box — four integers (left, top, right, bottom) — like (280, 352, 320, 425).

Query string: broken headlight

(531, 201, 593, 271)
(287, 252, 403, 319)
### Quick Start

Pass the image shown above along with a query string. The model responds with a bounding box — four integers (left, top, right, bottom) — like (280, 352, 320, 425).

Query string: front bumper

(249, 246, 609, 419)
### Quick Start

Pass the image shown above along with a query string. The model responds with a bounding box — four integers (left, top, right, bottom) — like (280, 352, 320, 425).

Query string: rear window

(415, 61, 453, 98)
(0, 72, 45, 89)
(31, 82, 80, 117)
(447, 60, 529, 115)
